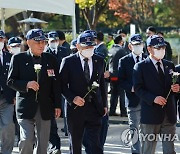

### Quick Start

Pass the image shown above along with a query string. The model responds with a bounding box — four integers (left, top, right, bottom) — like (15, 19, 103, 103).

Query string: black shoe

(65, 132, 68, 136)
(61, 128, 65, 132)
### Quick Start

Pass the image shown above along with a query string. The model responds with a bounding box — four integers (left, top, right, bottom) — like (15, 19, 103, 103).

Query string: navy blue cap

(0, 30, 5, 38)
(8, 37, 21, 46)
(26, 29, 46, 41)
(84, 30, 97, 39)
(146, 35, 166, 48)
(44, 33, 48, 41)
(77, 33, 96, 47)
(129, 34, 143, 45)
(48, 31, 59, 40)
(70, 39, 77, 49)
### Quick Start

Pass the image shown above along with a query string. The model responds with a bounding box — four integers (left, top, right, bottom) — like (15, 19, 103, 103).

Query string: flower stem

(162, 89, 172, 108)
(83, 88, 93, 99)
(166, 89, 171, 100)
(35, 72, 39, 102)
(74, 105, 78, 109)
(105, 57, 110, 71)
(74, 87, 93, 109)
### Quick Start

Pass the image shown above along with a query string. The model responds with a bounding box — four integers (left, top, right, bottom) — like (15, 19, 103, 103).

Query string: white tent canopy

(0, 0, 75, 16)
(0, 0, 76, 38)
(0, 8, 23, 20)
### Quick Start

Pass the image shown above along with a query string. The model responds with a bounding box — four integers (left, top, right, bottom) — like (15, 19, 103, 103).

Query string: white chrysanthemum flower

(34, 64, 42, 71)
(173, 71, 180, 76)
(92, 81, 99, 87)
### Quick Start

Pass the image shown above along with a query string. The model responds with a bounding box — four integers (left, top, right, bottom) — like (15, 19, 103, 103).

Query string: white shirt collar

(149, 55, 163, 66)
(78, 52, 93, 78)
(149, 55, 164, 72)
(113, 44, 123, 48)
(29, 50, 33, 57)
(132, 52, 143, 62)
(50, 47, 57, 53)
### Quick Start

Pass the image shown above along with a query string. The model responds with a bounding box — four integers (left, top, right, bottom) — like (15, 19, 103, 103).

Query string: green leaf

(172, 75, 178, 84)
(92, 90, 96, 93)
(88, 87, 91, 91)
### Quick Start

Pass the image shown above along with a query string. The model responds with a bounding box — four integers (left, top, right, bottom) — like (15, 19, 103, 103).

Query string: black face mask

(71, 48, 78, 54)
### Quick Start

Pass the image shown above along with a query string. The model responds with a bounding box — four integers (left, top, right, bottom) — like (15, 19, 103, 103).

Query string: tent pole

(72, 15, 76, 39)
(1, 8, 5, 32)
(72, 0, 76, 39)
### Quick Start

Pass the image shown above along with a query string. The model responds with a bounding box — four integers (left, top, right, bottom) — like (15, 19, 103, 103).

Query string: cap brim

(131, 41, 143, 45)
(9, 43, 21, 47)
(48, 37, 59, 41)
(80, 42, 96, 47)
(0, 36, 5, 38)
(153, 43, 166, 48)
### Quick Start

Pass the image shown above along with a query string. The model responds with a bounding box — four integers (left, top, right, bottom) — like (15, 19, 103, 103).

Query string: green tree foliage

(153, 2, 173, 27)
(42, 14, 72, 31)
(76, 0, 108, 30)
(97, 9, 125, 29)
(164, 0, 180, 27)
(5, 11, 72, 34)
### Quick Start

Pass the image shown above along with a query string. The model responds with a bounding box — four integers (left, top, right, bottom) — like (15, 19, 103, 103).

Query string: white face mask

(10, 47, 21, 55)
(154, 49, 165, 60)
(80, 48, 94, 58)
(132, 44, 143, 55)
(43, 44, 48, 52)
(49, 42, 59, 49)
(122, 37, 127, 42)
(0, 42, 4, 50)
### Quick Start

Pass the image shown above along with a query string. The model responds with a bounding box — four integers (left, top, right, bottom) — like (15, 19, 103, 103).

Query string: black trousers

(83, 114, 109, 153)
(109, 82, 126, 115)
(67, 105, 103, 154)
(48, 117, 61, 151)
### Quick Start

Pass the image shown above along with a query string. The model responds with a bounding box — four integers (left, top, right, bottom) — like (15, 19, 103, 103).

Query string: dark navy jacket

(133, 57, 177, 124)
(118, 53, 146, 107)
(0, 51, 16, 104)
(46, 46, 70, 69)
(94, 43, 108, 59)
(7, 51, 61, 120)
(60, 53, 107, 116)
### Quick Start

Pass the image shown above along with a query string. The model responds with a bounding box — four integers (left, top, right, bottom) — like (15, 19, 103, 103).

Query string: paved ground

(11, 94, 180, 153)
(12, 116, 180, 154)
